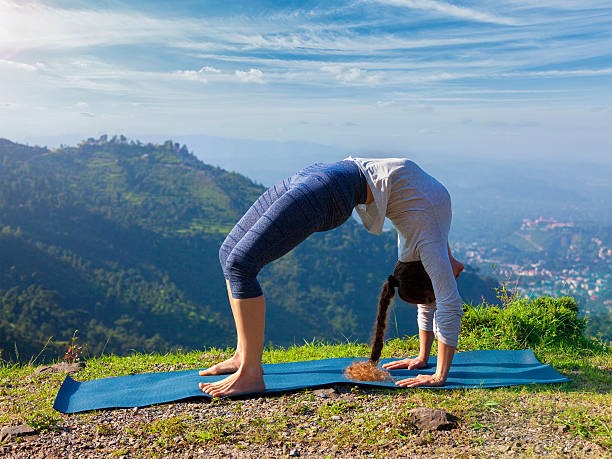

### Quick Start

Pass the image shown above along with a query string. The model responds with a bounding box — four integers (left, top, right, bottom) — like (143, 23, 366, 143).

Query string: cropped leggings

(219, 160, 368, 299)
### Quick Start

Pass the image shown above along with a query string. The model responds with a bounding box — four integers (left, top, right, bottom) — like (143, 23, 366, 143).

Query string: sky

(1, 0, 611, 161)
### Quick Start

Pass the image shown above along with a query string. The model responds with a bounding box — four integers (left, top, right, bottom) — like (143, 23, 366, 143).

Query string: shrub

(460, 296, 589, 351)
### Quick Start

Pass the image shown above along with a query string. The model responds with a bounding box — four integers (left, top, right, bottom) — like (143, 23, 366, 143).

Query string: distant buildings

(454, 217, 611, 317)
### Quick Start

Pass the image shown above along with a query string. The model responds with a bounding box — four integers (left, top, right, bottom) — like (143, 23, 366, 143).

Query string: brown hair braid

(344, 261, 434, 382)
(344, 275, 397, 382)
(369, 275, 398, 362)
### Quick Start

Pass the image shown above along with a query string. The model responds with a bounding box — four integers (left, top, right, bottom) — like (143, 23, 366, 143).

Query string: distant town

(454, 217, 611, 319)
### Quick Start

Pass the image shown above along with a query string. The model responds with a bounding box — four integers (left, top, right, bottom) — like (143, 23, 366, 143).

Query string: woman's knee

(224, 252, 262, 298)
(225, 251, 259, 279)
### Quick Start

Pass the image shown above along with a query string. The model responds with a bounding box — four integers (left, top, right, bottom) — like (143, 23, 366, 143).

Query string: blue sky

(1, 0, 611, 160)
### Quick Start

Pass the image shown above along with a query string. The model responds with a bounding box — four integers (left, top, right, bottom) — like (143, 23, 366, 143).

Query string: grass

(0, 296, 610, 456)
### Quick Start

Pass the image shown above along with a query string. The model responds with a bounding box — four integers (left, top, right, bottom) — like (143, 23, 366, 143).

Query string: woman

(199, 157, 464, 397)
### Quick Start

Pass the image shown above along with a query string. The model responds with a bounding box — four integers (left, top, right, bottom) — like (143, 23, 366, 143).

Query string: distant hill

(0, 137, 499, 362)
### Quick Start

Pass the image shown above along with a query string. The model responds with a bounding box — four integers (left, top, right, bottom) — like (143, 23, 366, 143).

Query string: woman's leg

(199, 187, 323, 397)
(199, 280, 242, 375)
(199, 295, 266, 396)
(200, 161, 366, 396)
(199, 181, 291, 377)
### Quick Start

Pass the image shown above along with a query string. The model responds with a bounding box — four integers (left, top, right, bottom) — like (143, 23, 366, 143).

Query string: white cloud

(321, 65, 381, 85)
(371, 0, 521, 26)
(235, 68, 265, 84)
(173, 70, 208, 83)
(343, 68, 364, 83)
(376, 100, 397, 108)
(504, 68, 612, 78)
(172, 66, 223, 82)
(0, 0, 195, 51)
(0, 59, 43, 72)
(199, 66, 221, 73)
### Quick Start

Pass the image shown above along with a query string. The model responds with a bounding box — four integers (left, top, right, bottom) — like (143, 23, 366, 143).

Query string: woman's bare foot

(199, 352, 241, 376)
(199, 365, 265, 397)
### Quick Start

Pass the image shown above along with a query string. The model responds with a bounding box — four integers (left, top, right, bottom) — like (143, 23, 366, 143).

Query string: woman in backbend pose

(199, 157, 465, 397)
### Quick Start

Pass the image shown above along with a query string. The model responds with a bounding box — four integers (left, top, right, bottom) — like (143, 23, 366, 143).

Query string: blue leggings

(220, 160, 367, 298)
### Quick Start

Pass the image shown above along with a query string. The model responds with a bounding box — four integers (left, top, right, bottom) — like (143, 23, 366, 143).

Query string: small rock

(0, 424, 37, 442)
(414, 436, 428, 446)
(331, 415, 341, 421)
(289, 447, 300, 457)
(314, 388, 339, 399)
(408, 407, 458, 432)
(34, 362, 86, 375)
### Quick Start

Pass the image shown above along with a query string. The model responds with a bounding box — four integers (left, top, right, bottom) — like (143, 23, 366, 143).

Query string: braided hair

(369, 261, 435, 363)
(369, 275, 398, 362)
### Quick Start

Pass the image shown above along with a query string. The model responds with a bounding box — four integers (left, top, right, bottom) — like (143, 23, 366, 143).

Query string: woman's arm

(418, 241, 463, 348)
(394, 241, 463, 386)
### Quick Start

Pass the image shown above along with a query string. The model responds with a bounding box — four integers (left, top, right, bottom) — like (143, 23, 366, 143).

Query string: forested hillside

(0, 137, 498, 362)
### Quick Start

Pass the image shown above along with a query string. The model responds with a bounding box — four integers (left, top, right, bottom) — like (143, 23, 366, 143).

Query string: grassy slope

(1, 297, 610, 457)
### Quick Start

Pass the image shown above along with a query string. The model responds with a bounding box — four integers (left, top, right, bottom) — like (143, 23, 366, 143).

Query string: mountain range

(0, 137, 498, 362)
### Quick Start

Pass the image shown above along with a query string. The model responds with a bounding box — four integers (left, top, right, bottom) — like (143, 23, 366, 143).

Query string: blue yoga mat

(53, 349, 568, 414)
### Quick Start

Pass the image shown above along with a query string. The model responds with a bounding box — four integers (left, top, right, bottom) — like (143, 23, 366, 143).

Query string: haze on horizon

(1, 0, 611, 162)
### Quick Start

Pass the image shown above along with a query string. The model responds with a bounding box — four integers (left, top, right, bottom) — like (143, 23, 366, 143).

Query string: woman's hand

(382, 357, 428, 371)
(395, 373, 446, 387)
(395, 342, 454, 387)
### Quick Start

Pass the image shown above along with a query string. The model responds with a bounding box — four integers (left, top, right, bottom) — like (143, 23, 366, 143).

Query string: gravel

(1, 385, 608, 459)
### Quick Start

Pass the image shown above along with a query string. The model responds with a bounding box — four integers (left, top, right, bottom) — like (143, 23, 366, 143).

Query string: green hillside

(0, 137, 499, 362)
